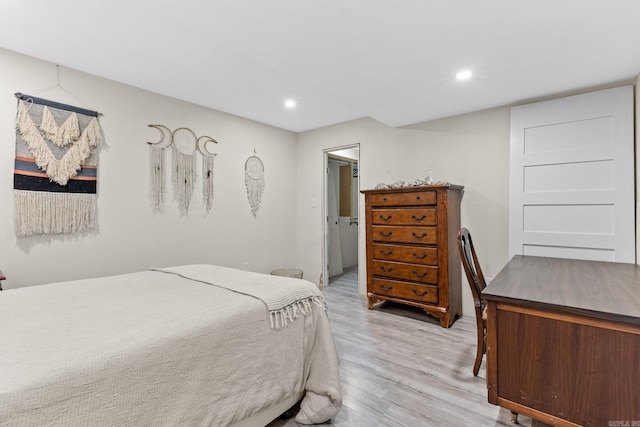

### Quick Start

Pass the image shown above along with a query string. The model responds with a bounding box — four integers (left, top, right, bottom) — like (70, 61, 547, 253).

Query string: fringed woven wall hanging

(147, 125, 218, 215)
(244, 150, 265, 219)
(13, 93, 102, 236)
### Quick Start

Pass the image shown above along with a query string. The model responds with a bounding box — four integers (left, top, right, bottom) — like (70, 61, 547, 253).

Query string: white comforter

(0, 266, 341, 426)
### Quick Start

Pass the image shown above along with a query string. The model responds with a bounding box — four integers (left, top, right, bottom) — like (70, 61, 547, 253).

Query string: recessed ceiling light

(456, 70, 473, 81)
(284, 99, 297, 109)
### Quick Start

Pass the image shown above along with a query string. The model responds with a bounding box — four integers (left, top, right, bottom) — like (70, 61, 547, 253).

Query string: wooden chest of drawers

(362, 185, 464, 328)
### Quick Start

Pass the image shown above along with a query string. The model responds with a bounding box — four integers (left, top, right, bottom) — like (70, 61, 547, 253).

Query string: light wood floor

(269, 266, 536, 427)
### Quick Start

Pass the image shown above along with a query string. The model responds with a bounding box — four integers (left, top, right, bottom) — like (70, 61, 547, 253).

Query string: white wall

(295, 81, 638, 319)
(295, 113, 510, 316)
(401, 107, 511, 280)
(0, 48, 298, 288)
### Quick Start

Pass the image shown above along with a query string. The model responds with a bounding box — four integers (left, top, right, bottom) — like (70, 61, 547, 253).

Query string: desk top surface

(483, 255, 640, 324)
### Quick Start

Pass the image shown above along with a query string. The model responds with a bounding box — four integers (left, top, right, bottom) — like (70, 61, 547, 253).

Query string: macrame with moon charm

(245, 151, 265, 218)
(147, 125, 218, 214)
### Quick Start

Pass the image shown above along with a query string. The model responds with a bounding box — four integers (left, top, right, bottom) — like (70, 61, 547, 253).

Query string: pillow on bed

(295, 391, 342, 424)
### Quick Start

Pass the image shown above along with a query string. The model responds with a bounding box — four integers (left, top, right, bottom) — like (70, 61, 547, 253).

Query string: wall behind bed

(0, 48, 299, 288)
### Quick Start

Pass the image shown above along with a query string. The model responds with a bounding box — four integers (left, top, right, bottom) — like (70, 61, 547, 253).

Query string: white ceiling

(1, 0, 640, 133)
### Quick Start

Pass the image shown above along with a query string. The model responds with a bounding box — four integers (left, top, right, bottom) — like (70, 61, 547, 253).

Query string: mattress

(0, 265, 341, 426)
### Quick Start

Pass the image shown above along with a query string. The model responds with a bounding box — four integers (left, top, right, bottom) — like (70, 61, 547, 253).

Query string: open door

(323, 145, 359, 286)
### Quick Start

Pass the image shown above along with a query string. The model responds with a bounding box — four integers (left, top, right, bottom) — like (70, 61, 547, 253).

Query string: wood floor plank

(268, 266, 534, 426)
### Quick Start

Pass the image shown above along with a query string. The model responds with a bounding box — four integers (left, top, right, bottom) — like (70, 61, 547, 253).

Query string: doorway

(323, 145, 359, 286)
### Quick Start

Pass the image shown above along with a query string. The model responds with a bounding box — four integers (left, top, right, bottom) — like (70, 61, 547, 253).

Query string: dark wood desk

(482, 255, 640, 427)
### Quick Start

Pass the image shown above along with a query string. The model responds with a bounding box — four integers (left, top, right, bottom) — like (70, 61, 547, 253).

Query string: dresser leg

(367, 295, 384, 309)
(510, 411, 518, 424)
(422, 310, 452, 328)
(367, 296, 375, 309)
(438, 314, 451, 328)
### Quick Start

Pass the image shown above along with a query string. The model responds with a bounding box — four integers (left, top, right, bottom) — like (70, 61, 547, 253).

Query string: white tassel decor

(150, 145, 165, 213)
(172, 145, 196, 216)
(202, 155, 215, 213)
(14, 190, 96, 236)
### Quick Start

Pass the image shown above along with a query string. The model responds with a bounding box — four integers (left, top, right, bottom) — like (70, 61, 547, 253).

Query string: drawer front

(372, 244, 438, 265)
(370, 191, 436, 207)
(372, 208, 437, 226)
(370, 278, 438, 304)
(371, 260, 439, 284)
(372, 226, 437, 245)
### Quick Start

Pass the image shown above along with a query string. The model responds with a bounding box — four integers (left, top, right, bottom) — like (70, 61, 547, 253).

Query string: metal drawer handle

(411, 214, 427, 221)
(380, 284, 393, 291)
(379, 231, 393, 237)
(413, 289, 428, 297)
(380, 266, 393, 273)
(412, 252, 427, 259)
(416, 195, 421, 200)
(382, 197, 387, 201)
(413, 270, 428, 278)
(380, 249, 393, 256)
(412, 232, 428, 239)
(379, 214, 392, 221)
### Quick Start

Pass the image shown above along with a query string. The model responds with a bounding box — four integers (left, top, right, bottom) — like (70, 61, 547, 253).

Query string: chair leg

(510, 411, 519, 424)
(473, 322, 484, 376)
(472, 347, 482, 376)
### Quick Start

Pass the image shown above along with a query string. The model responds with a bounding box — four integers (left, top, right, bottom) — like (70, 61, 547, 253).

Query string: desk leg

(485, 301, 498, 404)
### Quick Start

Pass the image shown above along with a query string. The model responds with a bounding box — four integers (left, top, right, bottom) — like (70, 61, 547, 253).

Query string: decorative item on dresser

(0, 270, 5, 291)
(362, 184, 464, 328)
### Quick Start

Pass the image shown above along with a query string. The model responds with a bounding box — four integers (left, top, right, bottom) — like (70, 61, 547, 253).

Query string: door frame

(323, 144, 360, 286)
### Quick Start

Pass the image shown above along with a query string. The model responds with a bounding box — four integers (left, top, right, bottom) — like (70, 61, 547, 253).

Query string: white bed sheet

(0, 268, 341, 426)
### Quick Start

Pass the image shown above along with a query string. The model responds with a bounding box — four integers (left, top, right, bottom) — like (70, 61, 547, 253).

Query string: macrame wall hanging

(244, 150, 265, 219)
(13, 93, 102, 236)
(147, 125, 218, 215)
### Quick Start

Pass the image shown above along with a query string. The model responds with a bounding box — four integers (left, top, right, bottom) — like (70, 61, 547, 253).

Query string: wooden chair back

(457, 227, 488, 376)
(457, 228, 486, 308)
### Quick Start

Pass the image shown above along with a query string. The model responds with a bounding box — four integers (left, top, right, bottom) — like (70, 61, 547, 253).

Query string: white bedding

(153, 264, 327, 330)
(0, 266, 342, 426)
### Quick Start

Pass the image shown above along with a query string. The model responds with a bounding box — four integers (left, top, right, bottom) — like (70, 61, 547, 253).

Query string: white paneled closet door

(509, 86, 635, 263)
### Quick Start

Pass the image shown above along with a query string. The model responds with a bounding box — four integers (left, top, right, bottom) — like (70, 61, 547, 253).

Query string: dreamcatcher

(245, 150, 265, 218)
(171, 127, 197, 215)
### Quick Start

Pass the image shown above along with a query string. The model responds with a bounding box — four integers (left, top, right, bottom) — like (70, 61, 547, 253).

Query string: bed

(0, 264, 342, 426)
